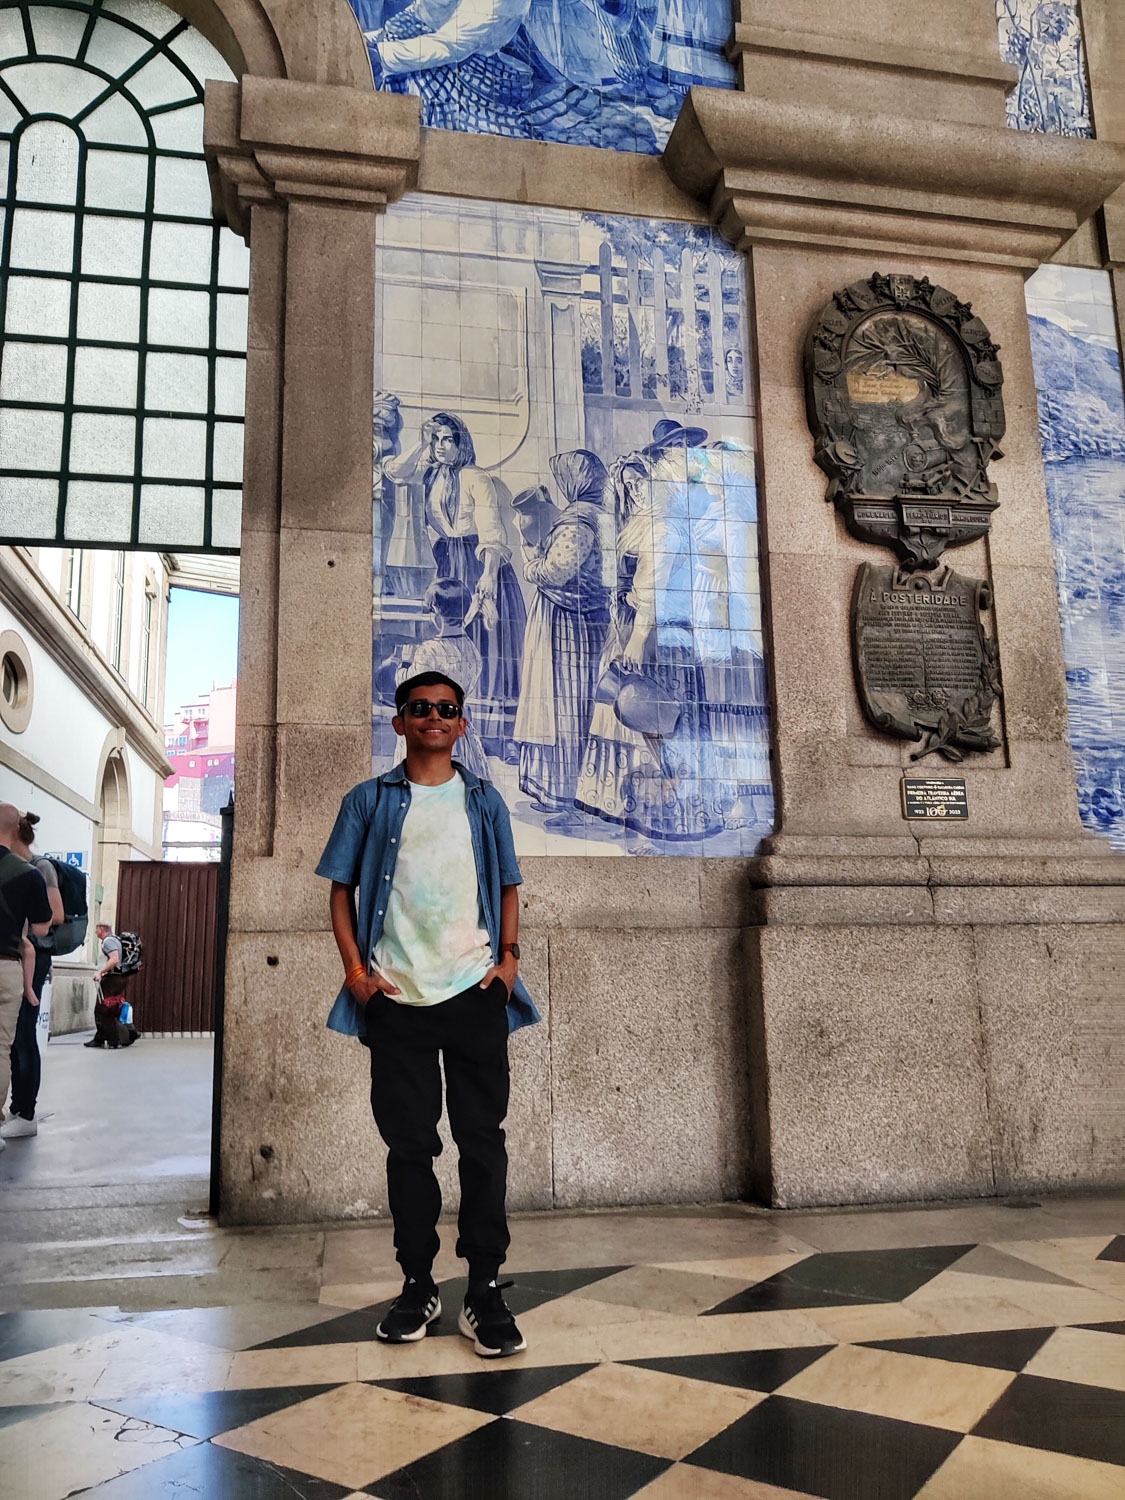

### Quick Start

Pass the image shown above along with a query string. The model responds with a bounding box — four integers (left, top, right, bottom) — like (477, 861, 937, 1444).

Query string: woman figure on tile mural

(514, 450, 613, 825)
(576, 444, 723, 844)
(384, 413, 526, 756)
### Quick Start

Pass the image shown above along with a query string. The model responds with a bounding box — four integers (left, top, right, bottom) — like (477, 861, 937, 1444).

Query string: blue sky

(164, 588, 240, 716)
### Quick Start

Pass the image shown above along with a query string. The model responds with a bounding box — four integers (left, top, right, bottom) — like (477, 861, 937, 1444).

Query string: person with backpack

(89, 922, 140, 1049)
(0, 804, 52, 1153)
(1, 812, 64, 1140)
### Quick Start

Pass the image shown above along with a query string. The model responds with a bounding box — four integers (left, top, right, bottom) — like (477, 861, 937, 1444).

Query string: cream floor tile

(319, 1279, 403, 1309)
(990, 1237, 1125, 1296)
(778, 1343, 1014, 1432)
(651, 1254, 809, 1282)
(964, 1278, 1125, 1326)
(633, 1466, 817, 1499)
(512, 1360, 764, 1461)
(771, 1204, 1069, 1254)
(1024, 1325, 1125, 1392)
(803, 1301, 947, 1344)
(916, 1434, 1125, 1500)
(570, 1265, 753, 1316)
(214, 1379, 492, 1490)
(596, 1308, 833, 1364)
(0, 1326, 232, 1407)
(0, 1399, 197, 1500)
(226, 1340, 359, 1389)
(357, 1334, 490, 1380)
(109, 1300, 347, 1350)
(503, 1214, 814, 1272)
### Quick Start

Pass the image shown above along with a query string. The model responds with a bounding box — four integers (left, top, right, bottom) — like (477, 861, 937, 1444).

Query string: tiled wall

(347, 0, 734, 154)
(997, 0, 1092, 136)
(1026, 264, 1125, 850)
(372, 197, 772, 858)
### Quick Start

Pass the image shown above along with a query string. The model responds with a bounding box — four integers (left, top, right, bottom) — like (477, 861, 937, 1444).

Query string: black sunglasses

(402, 699, 462, 719)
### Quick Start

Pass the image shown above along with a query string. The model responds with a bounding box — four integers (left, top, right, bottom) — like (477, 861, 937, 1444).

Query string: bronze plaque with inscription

(853, 563, 1001, 761)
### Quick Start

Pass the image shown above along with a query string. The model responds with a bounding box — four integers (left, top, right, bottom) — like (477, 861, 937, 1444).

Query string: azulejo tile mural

(997, 0, 1092, 137)
(1026, 264, 1125, 851)
(347, 0, 734, 153)
(372, 198, 772, 858)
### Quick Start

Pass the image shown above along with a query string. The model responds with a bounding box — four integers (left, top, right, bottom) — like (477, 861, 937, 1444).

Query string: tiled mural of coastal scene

(371, 197, 772, 857)
(997, 0, 1092, 136)
(1026, 265, 1125, 851)
(347, 0, 734, 153)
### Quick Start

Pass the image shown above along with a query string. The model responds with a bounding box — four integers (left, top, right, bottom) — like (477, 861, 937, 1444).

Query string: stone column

(665, 0, 1125, 1206)
(204, 77, 420, 1221)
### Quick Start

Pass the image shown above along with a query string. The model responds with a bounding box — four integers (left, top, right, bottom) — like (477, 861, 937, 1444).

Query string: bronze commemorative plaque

(853, 563, 1001, 761)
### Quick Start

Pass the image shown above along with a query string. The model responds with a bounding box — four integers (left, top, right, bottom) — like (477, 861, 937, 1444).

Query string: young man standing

(0, 803, 52, 1155)
(317, 671, 538, 1358)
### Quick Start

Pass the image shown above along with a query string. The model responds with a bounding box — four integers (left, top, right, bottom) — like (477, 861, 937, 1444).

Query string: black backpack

(117, 931, 143, 974)
(45, 858, 88, 956)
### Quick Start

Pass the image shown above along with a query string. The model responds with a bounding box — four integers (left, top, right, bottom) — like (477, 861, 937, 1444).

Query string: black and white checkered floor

(2, 1201, 1124, 1498)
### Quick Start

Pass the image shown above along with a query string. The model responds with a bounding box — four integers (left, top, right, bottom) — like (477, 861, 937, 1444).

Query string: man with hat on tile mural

(317, 670, 538, 1358)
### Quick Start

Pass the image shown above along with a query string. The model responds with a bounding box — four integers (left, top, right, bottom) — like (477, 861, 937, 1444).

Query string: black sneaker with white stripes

(458, 1279, 527, 1357)
(375, 1278, 441, 1342)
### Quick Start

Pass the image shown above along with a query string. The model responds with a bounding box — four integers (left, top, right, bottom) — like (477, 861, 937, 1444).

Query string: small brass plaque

(901, 777, 969, 820)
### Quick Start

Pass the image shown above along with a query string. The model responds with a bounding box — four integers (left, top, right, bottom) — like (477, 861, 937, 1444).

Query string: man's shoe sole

(375, 1298, 441, 1343)
(458, 1307, 527, 1357)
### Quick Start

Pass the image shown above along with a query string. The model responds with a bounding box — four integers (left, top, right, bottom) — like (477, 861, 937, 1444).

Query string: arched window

(0, 0, 247, 552)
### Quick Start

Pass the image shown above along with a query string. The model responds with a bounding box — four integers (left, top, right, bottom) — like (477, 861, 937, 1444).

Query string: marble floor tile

(916, 1434, 1125, 1500)
(1023, 1324, 1125, 1391)
(770, 1204, 1068, 1254)
(949, 1243, 1079, 1286)
(76, 1441, 353, 1498)
(0, 1326, 233, 1407)
(512, 1359, 765, 1460)
(227, 1341, 360, 1389)
(802, 1301, 947, 1344)
(595, 1308, 837, 1364)
(861, 1325, 1054, 1371)
(777, 1342, 1014, 1433)
(705, 1246, 975, 1317)
(652, 1254, 809, 1283)
(502, 1213, 814, 1272)
(319, 1279, 411, 1310)
(990, 1235, 1125, 1295)
(633, 1466, 819, 1499)
(92, 1382, 341, 1439)
(625, 1344, 832, 1393)
(0, 1307, 120, 1362)
(570, 1265, 754, 1316)
(0, 1398, 196, 1500)
(370, 1361, 596, 1415)
(972, 1372, 1125, 1467)
(106, 1299, 350, 1350)
(214, 1380, 493, 1490)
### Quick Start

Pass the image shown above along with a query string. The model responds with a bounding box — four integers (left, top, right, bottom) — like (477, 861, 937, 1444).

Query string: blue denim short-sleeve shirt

(316, 762, 540, 1039)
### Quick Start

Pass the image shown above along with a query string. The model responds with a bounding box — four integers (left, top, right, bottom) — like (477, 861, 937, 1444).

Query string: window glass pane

(81, 214, 144, 278)
(81, 92, 148, 147)
(63, 479, 132, 540)
(128, 50, 196, 109)
(0, 342, 69, 404)
(0, 476, 57, 536)
(149, 220, 213, 283)
(145, 351, 208, 412)
(0, 407, 65, 468)
(147, 286, 209, 347)
(212, 421, 243, 482)
(15, 119, 79, 203)
(77, 280, 141, 342)
(4, 60, 102, 116)
(217, 228, 249, 287)
(102, 0, 179, 39)
(9, 207, 73, 271)
(0, 93, 20, 133)
(70, 412, 136, 473)
(72, 346, 138, 408)
(152, 154, 211, 216)
(210, 487, 241, 548)
(0, 8, 26, 61)
(6, 276, 71, 336)
(83, 14, 153, 74)
(215, 292, 246, 351)
(85, 149, 149, 211)
(214, 356, 245, 416)
(150, 101, 203, 151)
(31, 5, 90, 59)
(139, 482, 204, 544)
(168, 26, 234, 84)
(142, 415, 206, 477)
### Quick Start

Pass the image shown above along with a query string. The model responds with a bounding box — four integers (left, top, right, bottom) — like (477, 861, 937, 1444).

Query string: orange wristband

(345, 966, 366, 986)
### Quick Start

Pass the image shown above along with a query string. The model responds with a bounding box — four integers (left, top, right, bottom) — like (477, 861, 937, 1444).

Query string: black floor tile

(1078, 1320, 1125, 1335)
(507, 1266, 630, 1298)
(861, 1326, 1055, 1372)
(376, 1417, 670, 1500)
(703, 1245, 975, 1315)
(1096, 1235, 1125, 1263)
(251, 1305, 394, 1349)
(91, 1384, 338, 1440)
(971, 1372, 1125, 1467)
(0, 1308, 116, 1363)
(625, 1345, 833, 1392)
(687, 1395, 962, 1500)
(76, 1442, 352, 1498)
(370, 1362, 595, 1415)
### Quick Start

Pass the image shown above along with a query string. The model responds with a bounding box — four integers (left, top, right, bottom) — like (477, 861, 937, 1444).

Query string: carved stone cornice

(204, 76, 421, 238)
(663, 89, 1125, 268)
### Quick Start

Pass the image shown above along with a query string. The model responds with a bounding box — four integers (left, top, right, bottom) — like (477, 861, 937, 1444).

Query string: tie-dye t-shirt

(373, 774, 492, 1006)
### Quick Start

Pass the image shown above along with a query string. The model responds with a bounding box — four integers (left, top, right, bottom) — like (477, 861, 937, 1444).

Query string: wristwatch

(501, 942, 521, 960)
